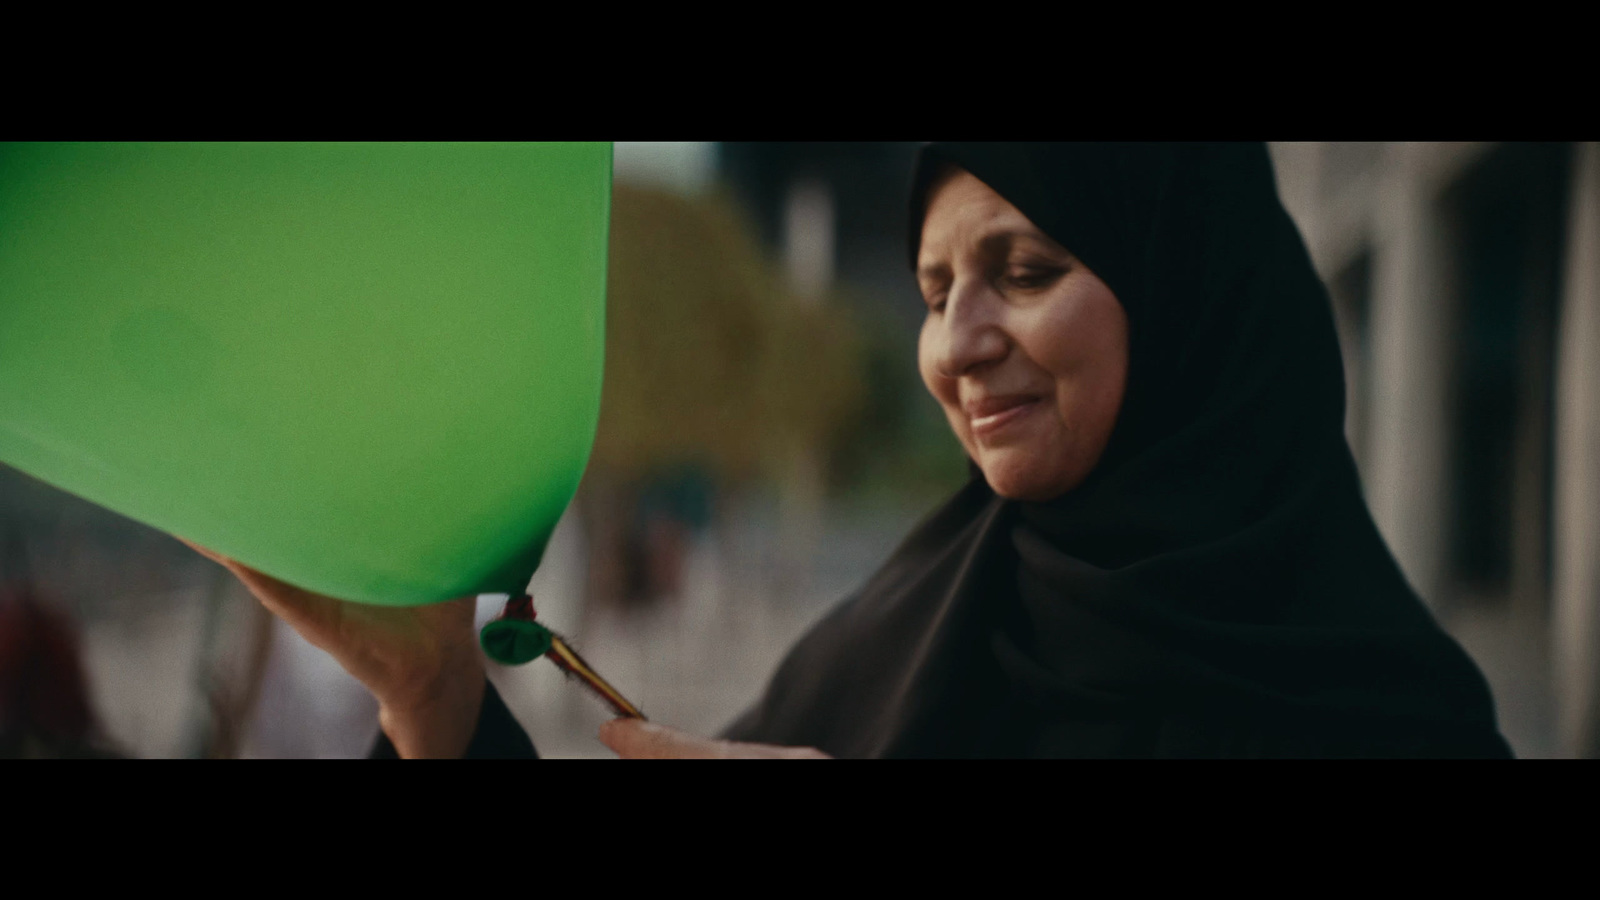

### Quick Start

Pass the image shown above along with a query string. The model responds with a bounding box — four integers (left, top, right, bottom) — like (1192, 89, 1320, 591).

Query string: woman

(197, 142, 1512, 758)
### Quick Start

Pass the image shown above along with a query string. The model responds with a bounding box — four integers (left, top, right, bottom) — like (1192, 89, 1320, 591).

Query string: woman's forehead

(918, 172, 1061, 266)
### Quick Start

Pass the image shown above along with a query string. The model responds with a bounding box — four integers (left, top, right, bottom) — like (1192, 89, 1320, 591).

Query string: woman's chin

(979, 458, 1066, 502)
(975, 442, 1101, 501)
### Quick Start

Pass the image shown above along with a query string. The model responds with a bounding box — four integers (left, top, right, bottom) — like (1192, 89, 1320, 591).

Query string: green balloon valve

(480, 594, 554, 665)
(480, 593, 647, 720)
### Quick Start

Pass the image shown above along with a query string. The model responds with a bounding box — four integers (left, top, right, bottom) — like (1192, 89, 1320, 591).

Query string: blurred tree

(577, 184, 865, 614)
(824, 289, 971, 506)
(591, 183, 863, 482)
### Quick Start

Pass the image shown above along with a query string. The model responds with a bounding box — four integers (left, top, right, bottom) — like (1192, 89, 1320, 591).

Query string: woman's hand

(183, 541, 486, 759)
(599, 719, 830, 759)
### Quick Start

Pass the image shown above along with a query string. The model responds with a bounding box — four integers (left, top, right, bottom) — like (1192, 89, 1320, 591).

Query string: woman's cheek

(942, 401, 974, 455)
(916, 324, 941, 397)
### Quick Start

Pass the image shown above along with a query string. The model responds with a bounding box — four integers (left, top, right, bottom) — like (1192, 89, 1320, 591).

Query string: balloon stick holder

(479, 594, 646, 720)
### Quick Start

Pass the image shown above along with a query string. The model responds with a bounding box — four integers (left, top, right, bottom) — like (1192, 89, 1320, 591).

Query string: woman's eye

(1006, 268, 1060, 289)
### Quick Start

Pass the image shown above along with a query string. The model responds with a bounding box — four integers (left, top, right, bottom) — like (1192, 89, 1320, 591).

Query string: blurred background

(2, 142, 1597, 759)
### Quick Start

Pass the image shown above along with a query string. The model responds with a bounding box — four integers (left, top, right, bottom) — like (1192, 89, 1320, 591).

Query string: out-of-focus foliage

(825, 290, 971, 503)
(593, 184, 865, 483)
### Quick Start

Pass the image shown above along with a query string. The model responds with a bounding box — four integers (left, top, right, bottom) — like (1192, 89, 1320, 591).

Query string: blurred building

(716, 142, 925, 328)
(1270, 142, 1600, 758)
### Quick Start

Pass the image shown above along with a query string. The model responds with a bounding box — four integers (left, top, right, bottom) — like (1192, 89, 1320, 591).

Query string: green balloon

(0, 142, 611, 606)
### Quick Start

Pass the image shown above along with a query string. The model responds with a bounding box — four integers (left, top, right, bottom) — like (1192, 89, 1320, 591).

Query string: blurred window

(1321, 142, 1384, 200)
(1440, 142, 1572, 612)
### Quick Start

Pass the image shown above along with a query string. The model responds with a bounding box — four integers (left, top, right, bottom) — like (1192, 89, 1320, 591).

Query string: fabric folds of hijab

(722, 142, 1512, 758)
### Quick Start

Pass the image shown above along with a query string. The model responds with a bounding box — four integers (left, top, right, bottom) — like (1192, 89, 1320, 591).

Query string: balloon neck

(503, 593, 536, 622)
(479, 594, 553, 666)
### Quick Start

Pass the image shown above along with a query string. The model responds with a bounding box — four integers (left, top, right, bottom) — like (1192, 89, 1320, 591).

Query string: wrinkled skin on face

(917, 168, 1130, 502)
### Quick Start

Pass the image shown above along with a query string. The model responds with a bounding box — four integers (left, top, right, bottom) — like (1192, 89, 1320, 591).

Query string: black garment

(409, 142, 1510, 759)
(720, 143, 1511, 758)
(368, 679, 537, 759)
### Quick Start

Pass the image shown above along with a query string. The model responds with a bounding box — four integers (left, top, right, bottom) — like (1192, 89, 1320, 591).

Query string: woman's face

(917, 168, 1129, 502)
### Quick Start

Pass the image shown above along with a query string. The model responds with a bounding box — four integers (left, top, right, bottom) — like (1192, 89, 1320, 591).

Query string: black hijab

(722, 143, 1511, 758)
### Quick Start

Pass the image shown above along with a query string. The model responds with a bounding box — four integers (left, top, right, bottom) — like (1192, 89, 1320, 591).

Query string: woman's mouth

(967, 395, 1042, 439)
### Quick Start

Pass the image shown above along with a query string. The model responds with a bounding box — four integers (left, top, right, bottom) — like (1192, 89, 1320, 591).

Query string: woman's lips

(967, 396, 1042, 438)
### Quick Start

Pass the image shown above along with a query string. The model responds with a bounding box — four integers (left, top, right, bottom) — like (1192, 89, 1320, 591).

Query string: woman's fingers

(180, 538, 342, 644)
(176, 537, 225, 564)
(599, 719, 829, 759)
(599, 719, 725, 758)
(175, 534, 488, 757)
(225, 564, 339, 635)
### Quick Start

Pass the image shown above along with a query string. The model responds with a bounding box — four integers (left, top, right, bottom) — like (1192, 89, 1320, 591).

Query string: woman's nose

(936, 282, 1008, 378)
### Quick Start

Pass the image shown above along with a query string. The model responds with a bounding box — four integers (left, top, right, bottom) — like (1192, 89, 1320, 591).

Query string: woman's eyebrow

(978, 229, 1063, 258)
(916, 261, 950, 284)
(917, 227, 1063, 284)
